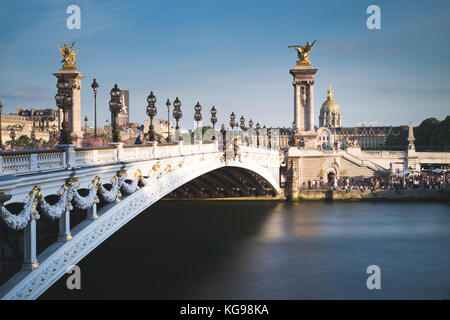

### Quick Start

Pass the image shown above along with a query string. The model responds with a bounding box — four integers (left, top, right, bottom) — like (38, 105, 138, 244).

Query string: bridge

(0, 140, 281, 299)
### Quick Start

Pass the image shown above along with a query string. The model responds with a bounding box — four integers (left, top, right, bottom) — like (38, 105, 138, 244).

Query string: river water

(41, 201, 450, 300)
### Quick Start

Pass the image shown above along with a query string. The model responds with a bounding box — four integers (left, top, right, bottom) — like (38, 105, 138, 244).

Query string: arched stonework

(321, 157, 340, 178)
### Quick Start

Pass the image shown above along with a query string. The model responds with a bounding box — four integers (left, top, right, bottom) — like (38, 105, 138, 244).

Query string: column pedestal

(290, 65, 318, 148)
(53, 69, 85, 147)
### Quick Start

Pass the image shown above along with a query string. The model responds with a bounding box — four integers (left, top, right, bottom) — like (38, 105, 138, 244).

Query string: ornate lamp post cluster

(146, 91, 157, 141)
(210, 106, 217, 129)
(229, 112, 236, 130)
(240, 115, 245, 131)
(10, 127, 16, 150)
(226, 111, 267, 147)
(172, 97, 182, 140)
(84, 116, 89, 135)
(166, 99, 172, 142)
(31, 127, 36, 141)
(210, 106, 217, 140)
(109, 84, 123, 143)
(194, 102, 202, 143)
(55, 77, 73, 144)
(194, 102, 202, 125)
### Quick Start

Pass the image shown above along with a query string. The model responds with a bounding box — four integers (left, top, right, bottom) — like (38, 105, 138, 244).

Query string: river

(41, 201, 450, 299)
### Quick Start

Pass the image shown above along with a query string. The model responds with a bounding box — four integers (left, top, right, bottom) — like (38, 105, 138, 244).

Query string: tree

(385, 127, 408, 150)
(438, 116, 450, 148)
(14, 135, 32, 149)
(415, 117, 440, 150)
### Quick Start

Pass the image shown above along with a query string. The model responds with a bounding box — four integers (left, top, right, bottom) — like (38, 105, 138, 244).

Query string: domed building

(319, 83, 341, 128)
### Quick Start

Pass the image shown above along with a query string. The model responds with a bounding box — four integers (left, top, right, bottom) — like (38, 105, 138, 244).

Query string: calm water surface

(42, 201, 450, 299)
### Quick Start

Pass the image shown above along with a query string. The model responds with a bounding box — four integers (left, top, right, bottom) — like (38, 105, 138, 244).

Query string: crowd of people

(303, 171, 449, 192)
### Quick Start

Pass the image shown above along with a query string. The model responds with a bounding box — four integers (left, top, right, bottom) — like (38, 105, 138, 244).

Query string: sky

(1, 0, 450, 130)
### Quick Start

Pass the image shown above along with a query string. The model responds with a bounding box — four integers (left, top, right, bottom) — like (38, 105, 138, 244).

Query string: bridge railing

(0, 149, 66, 175)
(0, 142, 221, 176)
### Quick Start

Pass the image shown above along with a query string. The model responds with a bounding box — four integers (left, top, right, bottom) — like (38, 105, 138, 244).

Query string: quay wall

(292, 189, 450, 202)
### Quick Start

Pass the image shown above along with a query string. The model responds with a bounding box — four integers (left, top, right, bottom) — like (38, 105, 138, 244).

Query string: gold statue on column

(289, 40, 316, 66)
(58, 42, 80, 69)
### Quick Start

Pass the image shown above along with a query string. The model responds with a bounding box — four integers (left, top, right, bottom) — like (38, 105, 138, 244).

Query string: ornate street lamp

(240, 115, 245, 131)
(210, 106, 217, 128)
(194, 102, 202, 142)
(210, 106, 217, 140)
(31, 127, 36, 141)
(248, 119, 253, 129)
(109, 84, 123, 143)
(0, 100, 3, 150)
(55, 77, 73, 144)
(166, 98, 171, 143)
(91, 79, 99, 137)
(84, 116, 89, 135)
(230, 112, 236, 129)
(220, 123, 226, 152)
(263, 125, 267, 148)
(30, 127, 36, 149)
(256, 122, 261, 147)
(172, 97, 182, 141)
(51, 124, 57, 142)
(10, 127, 16, 150)
(146, 91, 157, 141)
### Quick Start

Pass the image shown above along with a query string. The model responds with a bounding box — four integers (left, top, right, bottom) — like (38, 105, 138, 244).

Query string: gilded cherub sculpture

(58, 42, 80, 69)
(288, 40, 317, 66)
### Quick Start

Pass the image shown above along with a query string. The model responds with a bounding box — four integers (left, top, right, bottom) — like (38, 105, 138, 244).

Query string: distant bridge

(0, 141, 281, 299)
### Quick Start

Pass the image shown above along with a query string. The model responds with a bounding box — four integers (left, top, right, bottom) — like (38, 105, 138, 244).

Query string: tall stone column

(53, 69, 85, 146)
(290, 66, 317, 148)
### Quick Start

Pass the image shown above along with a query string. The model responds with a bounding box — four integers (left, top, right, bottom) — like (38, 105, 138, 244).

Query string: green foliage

(202, 126, 212, 135)
(15, 135, 32, 146)
(385, 116, 450, 151)
(385, 127, 408, 150)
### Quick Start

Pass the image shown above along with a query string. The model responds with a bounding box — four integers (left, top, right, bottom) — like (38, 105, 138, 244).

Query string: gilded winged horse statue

(57, 42, 80, 69)
(288, 40, 317, 66)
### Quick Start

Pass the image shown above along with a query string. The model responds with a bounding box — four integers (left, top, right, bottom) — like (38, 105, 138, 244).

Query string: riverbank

(163, 189, 450, 202)
(163, 196, 286, 201)
(291, 189, 450, 202)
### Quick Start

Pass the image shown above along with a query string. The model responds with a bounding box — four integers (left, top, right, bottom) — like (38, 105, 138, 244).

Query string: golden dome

(320, 83, 340, 113)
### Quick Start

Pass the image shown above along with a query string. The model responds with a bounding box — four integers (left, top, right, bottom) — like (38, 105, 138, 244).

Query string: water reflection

(41, 201, 450, 300)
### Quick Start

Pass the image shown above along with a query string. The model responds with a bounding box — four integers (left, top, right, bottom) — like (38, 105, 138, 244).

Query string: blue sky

(1, 0, 449, 129)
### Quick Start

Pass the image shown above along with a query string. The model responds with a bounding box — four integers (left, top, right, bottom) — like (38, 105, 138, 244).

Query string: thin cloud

(0, 91, 50, 100)
(375, 86, 450, 95)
